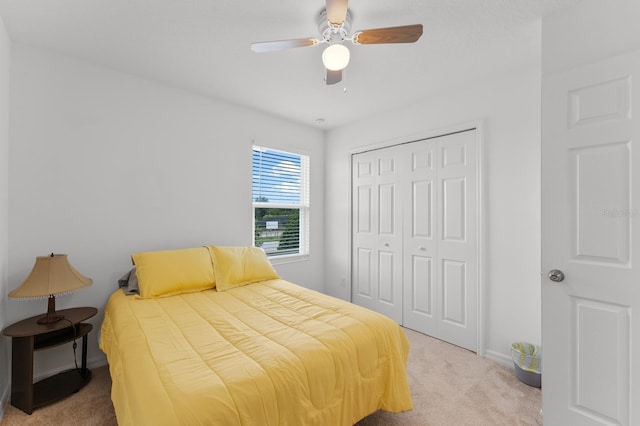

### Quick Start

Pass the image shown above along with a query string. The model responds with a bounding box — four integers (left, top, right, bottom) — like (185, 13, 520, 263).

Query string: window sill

(268, 254, 310, 266)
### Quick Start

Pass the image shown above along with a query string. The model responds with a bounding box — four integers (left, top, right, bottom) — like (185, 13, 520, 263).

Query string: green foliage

(278, 211, 299, 251)
(254, 207, 300, 253)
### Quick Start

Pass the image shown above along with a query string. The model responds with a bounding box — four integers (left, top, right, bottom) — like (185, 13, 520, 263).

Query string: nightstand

(2, 306, 98, 414)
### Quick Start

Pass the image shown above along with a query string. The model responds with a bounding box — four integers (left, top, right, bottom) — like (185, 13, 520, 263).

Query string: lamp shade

(9, 254, 92, 299)
(322, 44, 350, 71)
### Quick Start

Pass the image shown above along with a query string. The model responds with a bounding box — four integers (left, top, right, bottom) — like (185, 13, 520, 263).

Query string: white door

(401, 139, 438, 336)
(402, 131, 478, 351)
(353, 130, 478, 352)
(436, 131, 477, 351)
(352, 145, 404, 323)
(542, 50, 640, 424)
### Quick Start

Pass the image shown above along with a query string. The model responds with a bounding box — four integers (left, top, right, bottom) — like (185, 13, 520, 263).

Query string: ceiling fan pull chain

(343, 69, 348, 93)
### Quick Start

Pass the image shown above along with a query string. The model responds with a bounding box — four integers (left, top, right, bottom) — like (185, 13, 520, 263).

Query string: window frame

(252, 145, 310, 263)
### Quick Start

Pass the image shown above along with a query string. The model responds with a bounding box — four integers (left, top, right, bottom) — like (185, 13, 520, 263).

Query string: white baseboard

(88, 353, 108, 369)
(484, 349, 513, 369)
(0, 354, 107, 422)
(33, 353, 108, 382)
(0, 382, 9, 421)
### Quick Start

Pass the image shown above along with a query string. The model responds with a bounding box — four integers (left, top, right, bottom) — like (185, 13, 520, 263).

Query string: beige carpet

(1, 328, 541, 425)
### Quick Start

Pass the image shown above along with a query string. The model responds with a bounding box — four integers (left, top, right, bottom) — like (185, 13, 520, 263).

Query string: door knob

(548, 269, 565, 282)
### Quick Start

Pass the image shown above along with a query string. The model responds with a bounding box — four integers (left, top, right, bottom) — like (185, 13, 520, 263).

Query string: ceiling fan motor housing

(318, 8, 352, 43)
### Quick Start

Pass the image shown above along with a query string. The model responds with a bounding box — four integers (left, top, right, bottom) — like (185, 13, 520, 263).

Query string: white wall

(324, 67, 542, 363)
(542, 0, 640, 76)
(0, 14, 10, 417)
(7, 44, 324, 376)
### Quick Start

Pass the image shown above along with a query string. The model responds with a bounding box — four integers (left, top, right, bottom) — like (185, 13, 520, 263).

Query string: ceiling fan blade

(326, 69, 342, 85)
(352, 24, 423, 45)
(326, 0, 348, 25)
(250, 38, 319, 53)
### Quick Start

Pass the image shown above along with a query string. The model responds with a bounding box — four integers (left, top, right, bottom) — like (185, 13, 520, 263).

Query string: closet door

(435, 130, 477, 351)
(401, 130, 477, 351)
(351, 145, 404, 323)
(402, 140, 438, 336)
(351, 130, 478, 352)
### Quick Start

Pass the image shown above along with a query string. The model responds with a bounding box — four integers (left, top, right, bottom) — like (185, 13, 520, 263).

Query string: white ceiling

(0, 0, 581, 129)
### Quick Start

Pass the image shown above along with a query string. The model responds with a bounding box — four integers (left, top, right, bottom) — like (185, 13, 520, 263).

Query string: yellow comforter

(100, 279, 412, 425)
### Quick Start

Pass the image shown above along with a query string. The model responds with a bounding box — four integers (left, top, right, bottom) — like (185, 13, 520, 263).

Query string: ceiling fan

(250, 0, 423, 85)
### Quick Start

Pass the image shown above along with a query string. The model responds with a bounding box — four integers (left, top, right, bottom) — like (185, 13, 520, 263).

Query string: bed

(99, 246, 412, 425)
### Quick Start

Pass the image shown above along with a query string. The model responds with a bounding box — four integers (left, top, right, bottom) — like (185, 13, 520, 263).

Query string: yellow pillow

(132, 247, 215, 299)
(207, 246, 280, 292)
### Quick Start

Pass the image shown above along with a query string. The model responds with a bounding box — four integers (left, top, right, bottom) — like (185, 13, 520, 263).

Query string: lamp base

(37, 313, 65, 324)
(37, 295, 65, 324)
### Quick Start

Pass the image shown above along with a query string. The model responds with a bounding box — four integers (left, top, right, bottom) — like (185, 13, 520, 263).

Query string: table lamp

(9, 253, 92, 324)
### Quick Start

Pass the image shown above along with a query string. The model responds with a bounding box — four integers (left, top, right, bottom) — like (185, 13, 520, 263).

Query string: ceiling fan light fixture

(322, 44, 350, 71)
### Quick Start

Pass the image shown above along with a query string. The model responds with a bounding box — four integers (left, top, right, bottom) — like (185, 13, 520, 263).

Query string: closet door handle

(418, 246, 427, 251)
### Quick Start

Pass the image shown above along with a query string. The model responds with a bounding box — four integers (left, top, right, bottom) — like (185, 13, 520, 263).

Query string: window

(252, 146, 310, 258)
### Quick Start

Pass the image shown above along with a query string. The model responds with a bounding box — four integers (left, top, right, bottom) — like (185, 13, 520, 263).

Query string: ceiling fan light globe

(322, 44, 350, 71)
